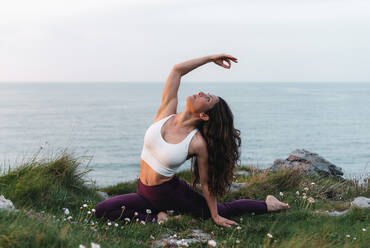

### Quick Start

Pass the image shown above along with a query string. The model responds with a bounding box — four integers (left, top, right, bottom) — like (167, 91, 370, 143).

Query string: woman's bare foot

(266, 195, 291, 212)
(157, 211, 168, 224)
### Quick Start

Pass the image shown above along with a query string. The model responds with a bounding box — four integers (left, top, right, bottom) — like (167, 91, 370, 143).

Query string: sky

(1, 0, 369, 83)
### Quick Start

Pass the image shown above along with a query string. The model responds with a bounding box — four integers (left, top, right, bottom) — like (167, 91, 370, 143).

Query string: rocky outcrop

(151, 229, 212, 247)
(322, 197, 370, 216)
(230, 182, 248, 192)
(234, 170, 250, 177)
(0, 195, 17, 212)
(96, 191, 109, 200)
(269, 149, 343, 177)
(351, 197, 370, 209)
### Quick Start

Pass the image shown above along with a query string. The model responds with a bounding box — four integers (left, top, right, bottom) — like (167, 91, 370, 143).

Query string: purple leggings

(94, 175, 267, 222)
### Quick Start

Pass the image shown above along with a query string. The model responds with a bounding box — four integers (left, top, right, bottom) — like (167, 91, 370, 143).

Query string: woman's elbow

(172, 64, 183, 75)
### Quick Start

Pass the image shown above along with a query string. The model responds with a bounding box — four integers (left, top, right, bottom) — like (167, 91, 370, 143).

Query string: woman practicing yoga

(94, 54, 290, 227)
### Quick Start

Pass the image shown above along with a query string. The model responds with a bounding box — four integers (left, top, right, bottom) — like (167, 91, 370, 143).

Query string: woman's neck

(173, 110, 201, 131)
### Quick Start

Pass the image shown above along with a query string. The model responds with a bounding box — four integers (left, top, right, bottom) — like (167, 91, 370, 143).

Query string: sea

(0, 82, 369, 187)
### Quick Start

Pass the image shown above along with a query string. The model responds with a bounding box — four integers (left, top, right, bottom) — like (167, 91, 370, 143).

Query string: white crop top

(141, 114, 199, 177)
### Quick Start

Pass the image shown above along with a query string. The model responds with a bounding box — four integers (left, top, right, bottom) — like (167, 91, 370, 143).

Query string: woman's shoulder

(153, 113, 176, 124)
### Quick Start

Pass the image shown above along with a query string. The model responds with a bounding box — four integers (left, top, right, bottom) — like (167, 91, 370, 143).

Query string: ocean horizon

(1, 82, 369, 187)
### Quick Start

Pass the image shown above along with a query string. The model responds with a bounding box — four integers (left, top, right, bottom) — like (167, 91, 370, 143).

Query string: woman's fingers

(215, 59, 228, 69)
(222, 59, 231, 69)
(222, 54, 238, 63)
(211, 54, 238, 64)
(225, 58, 231, 68)
(225, 55, 238, 62)
(228, 219, 238, 225)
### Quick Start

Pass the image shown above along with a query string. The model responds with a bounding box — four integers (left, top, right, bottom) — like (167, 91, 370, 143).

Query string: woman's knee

(94, 201, 104, 218)
(94, 200, 111, 219)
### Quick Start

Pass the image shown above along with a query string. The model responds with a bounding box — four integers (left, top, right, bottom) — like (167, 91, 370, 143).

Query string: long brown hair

(191, 97, 241, 197)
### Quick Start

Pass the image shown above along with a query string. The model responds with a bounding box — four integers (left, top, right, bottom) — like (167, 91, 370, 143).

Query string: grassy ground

(0, 150, 369, 248)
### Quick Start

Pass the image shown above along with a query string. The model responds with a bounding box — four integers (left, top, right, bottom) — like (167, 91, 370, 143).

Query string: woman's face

(186, 91, 219, 114)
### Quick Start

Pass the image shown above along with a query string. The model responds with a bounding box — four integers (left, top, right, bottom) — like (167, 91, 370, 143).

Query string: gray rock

(320, 197, 369, 217)
(0, 195, 17, 212)
(269, 149, 343, 177)
(152, 229, 211, 247)
(235, 171, 250, 177)
(351, 197, 370, 209)
(96, 191, 109, 200)
(190, 229, 212, 242)
(326, 209, 350, 216)
(230, 182, 248, 192)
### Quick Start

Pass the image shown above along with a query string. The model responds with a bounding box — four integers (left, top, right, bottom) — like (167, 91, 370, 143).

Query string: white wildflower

(146, 209, 152, 214)
(62, 208, 70, 215)
(173, 234, 177, 238)
(362, 228, 366, 232)
(346, 234, 350, 238)
(236, 239, 240, 244)
(236, 226, 241, 230)
(124, 218, 130, 222)
(302, 192, 306, 196)
(279, 192, 284, 196)
(296, 191, 300, 196)
(150, 235, 155, 240)
(91, 208, 96, 213)
(240, 217, 243, 221)
(353, 237, 357, 240)
(267, 233, 273, 238)
(307, 197, 315, 204)
(87, 211, 91, 215)
(208, 239, 217, 247)
(140, 220, 146, 225)
(134, 212, 138, 216)
(304, 187, 309, 192)
(107, 222, 112, 226)
(83, 204, 88, 208)
(302, 195, 307, 200)
(91, 242, 101, 248)
(311, 182, 315, 186)
(79, 245, 86, 248)
(67, 216, 73, 220)
(114, 223, 118, 227)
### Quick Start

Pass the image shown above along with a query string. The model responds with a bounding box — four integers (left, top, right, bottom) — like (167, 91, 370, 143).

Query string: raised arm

(154, 54, 238, 121)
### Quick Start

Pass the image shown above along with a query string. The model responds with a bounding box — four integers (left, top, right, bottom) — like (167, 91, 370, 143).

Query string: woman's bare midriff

(139, 160, 174, 186)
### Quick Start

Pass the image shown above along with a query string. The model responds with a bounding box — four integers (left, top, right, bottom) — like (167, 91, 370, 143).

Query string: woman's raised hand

(213, 214, 238, 228)
(210, 54, 238, 69)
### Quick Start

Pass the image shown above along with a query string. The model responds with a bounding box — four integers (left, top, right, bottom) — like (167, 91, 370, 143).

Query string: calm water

(0, 82, 369, 187)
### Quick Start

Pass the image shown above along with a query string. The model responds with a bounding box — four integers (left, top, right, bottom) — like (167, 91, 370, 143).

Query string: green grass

(1, 150, 369, 248)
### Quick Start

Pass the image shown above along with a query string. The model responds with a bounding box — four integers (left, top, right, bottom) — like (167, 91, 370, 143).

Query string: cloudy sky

(1, 0, 369, 83)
